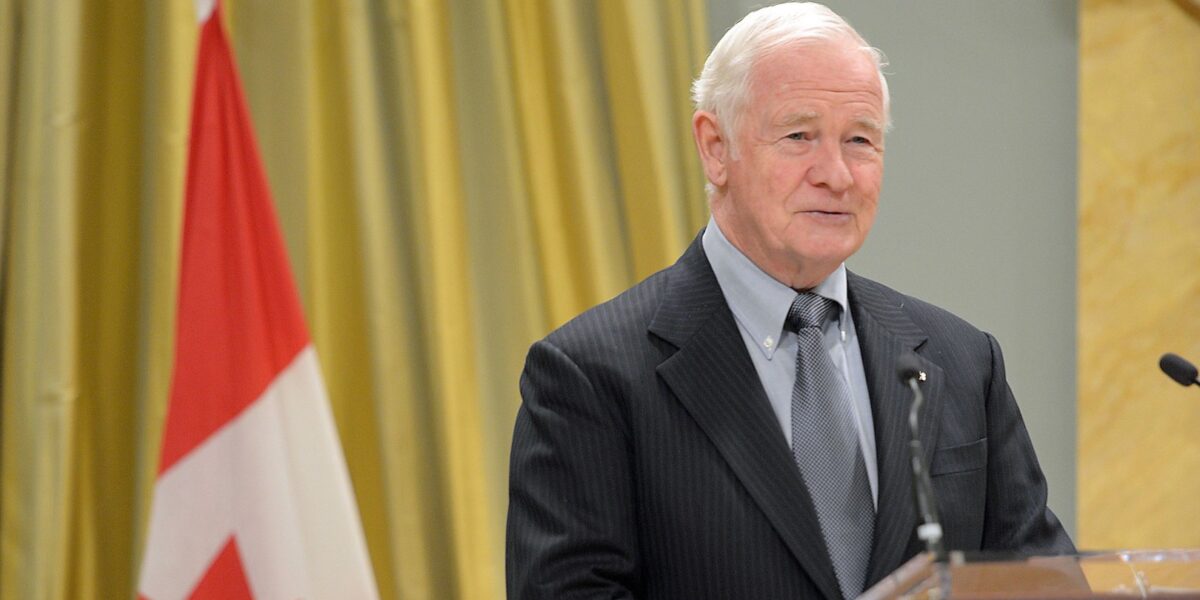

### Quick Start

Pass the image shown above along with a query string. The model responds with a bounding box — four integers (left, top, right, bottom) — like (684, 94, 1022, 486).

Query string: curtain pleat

(2, 2, 84, 599)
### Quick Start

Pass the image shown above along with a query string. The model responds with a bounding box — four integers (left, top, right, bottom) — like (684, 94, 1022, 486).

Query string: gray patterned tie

(786, 293, 875, 599)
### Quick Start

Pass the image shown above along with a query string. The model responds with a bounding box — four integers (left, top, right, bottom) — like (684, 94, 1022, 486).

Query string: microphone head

(1159, 353, 1199, 387)
(897, 353, 923, 383)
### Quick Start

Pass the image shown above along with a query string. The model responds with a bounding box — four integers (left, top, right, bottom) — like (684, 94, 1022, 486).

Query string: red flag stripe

(161, 6, 309, 475)
(187, 537, 255, 599)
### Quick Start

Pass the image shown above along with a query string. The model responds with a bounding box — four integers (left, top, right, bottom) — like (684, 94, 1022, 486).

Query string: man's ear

(692, 110, 728, 188)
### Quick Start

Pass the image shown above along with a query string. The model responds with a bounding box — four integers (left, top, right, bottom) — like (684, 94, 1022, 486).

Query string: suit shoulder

(538, 266, 671, 360)
(851, 274, 992, 349)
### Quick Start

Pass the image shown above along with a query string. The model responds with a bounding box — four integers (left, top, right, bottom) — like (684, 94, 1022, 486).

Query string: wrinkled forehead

(752, 37, 879, 84)
(746, 40, 884, 105)
(742, 35, 890, 129)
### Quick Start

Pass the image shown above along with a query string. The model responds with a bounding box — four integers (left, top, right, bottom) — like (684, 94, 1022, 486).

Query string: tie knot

(786, 293, 837, 332)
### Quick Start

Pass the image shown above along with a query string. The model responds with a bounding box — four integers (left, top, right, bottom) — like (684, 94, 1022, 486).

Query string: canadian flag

(138, 1, 378, 598)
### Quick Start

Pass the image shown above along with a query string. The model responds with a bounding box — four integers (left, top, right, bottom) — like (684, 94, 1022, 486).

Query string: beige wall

(1078, 0, 1200, 549)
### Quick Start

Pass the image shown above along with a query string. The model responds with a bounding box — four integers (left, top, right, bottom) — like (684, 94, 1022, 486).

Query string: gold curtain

(0, 0, 710, 597)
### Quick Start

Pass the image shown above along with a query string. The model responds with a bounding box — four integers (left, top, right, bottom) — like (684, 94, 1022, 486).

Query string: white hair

(691, 2, 891, 151)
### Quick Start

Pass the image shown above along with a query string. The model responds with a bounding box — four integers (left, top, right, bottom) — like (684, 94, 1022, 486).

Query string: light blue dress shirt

(702, 217, 878, 506)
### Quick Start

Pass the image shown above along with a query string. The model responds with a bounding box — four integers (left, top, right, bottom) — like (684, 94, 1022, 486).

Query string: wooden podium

(861, 549, 1200, 598)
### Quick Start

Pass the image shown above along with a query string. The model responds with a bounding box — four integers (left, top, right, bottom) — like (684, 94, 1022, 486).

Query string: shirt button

(764, 336, 774, 348)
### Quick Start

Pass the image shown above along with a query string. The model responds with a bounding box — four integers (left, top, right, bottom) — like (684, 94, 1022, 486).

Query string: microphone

(897, 353, 946, 562)
(1160, 353, 1200, 388)
(897, 355, 923, 384)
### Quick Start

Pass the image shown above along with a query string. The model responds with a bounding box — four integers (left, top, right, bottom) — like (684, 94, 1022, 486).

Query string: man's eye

(786, 132, 810, 141)
(849, 136, 872, 145)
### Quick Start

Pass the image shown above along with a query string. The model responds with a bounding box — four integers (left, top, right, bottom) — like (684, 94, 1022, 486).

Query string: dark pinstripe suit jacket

(507, 235, 1073, 600)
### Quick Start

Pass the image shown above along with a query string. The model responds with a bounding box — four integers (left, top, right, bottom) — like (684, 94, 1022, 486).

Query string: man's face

(708, 41, 885, 289)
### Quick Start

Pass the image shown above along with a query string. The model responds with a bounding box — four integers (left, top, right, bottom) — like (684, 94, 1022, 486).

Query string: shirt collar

(702, 216, 849, 359)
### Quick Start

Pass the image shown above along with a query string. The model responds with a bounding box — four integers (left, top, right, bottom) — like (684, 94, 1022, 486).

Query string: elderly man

(506, 3, 1073, 599)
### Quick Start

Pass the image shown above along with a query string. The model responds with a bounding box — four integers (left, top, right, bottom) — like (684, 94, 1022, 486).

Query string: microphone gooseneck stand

(898, 354, 950, 598)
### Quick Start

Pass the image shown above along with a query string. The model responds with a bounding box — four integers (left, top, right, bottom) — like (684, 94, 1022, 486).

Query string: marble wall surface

(1078, 0, 1200, 549)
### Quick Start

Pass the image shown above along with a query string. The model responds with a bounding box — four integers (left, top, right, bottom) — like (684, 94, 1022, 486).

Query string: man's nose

(807, 142, 853, 193)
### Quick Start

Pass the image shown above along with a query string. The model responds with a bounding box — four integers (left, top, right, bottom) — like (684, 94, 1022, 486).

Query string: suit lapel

(847, 273, 945, 587)
(650, 239, 843, 600)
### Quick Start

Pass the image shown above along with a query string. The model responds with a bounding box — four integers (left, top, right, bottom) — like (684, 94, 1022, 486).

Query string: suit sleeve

(507, 339, 642, 599)
(981, 332, 1076, 554)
